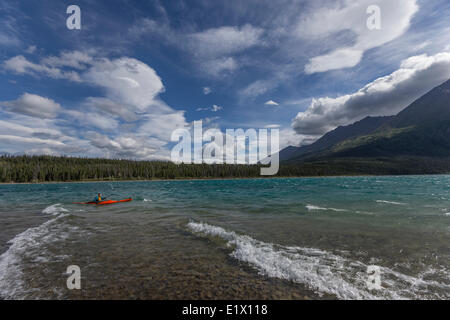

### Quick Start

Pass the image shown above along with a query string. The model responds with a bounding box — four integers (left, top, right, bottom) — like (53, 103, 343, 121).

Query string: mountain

(389, 79, 450, 128)
(281, 79, 450, 169)
(279, 115, 394, 161)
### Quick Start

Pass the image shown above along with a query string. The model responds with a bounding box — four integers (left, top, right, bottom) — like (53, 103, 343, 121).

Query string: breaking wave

(306, 205, 347, 212)
(0, 204, 76, 299)
(187, 221, 449, 300)
(375, 200, 406, 205)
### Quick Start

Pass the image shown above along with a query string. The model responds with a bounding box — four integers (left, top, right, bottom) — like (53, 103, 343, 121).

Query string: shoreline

(1, 173, 449, 185)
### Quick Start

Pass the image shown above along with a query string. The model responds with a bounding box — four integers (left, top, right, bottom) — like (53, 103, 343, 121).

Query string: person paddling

(94, 193, 104, 203)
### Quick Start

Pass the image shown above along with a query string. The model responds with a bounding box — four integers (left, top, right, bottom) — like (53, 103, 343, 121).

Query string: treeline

(0, 155, 263, 183)
(0, 155, 448, 183)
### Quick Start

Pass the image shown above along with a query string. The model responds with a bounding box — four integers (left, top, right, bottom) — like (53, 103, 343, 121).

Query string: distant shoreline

(1, 173, 448, 185)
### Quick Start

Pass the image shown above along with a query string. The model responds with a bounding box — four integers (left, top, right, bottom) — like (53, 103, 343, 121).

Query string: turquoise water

(0, 176, 449, 299)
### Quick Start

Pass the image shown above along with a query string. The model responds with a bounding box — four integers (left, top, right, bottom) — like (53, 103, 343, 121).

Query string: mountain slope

(282, 79, 450, 164)
(390, 79, 450, 128)
(280, 116, 393, 161)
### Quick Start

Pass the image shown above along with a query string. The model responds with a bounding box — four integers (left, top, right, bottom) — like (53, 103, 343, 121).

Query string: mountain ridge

(281, 79, 450, 163)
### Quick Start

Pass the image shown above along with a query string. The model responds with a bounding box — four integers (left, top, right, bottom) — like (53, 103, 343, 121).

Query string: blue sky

(0, 0, 450, 159)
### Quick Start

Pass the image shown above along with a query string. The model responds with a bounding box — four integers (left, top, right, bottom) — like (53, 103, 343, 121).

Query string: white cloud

(64, 110, 119, 131)
(278, 127, 313, 149)
(212, 105, 222, 112)
(300, 0, 419, 74)
(82, 97, 138, 122)
(0, 4, 21, 47)
(265, 100, 279, 106)
(25, 45, 36, 54)
(2, 51, 189, 160)
(130, 21, 264, 77)
(189, 24, 264, 57)
(0, 33, 20, 47)
(293, 52, 450, 135)
(0, 111, 92, 154)
(41, 51, 94, 70)
(3, 55, 81, 81)
(87, 132, 170, 160)
(240, 79, 279, 99)
(3, 55, 164, 113)
(138, 111, 188, 141)
(202, 57, 238, 75)
(196, 105, 223, 112)
(187, 24, 263, 77)
(0, 135, 65, 147)
(0, 119, 63, 139)
(305, 49, 363, 74)
(83, 57, 165, 112)
(202, 117, 220, 125)
(1, 93, 61, 119)
(412, 41, 432, 52)
(0, 113, 90, 156)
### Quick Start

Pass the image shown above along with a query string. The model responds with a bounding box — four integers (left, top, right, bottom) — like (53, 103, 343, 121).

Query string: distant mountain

(281, 79, 450, 166)
(279, 115, 394, 161)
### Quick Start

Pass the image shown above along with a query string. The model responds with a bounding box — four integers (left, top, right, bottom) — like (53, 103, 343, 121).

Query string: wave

(42, 204, 69, 215)
(0, 204, 76, 299)
(187, 221, 449, 300)
(306, 205, 346, 212)
(375, 200, 406, 205)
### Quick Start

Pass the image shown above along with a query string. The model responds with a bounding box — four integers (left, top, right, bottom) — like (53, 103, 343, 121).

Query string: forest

(0, 155, 449, 183)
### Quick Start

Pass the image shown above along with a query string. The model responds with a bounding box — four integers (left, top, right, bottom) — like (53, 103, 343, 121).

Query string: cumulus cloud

(1, 93, 61, 119)
(2, 51, 189, 160)
(299, 0, 419, 74)
(293, 52, 450, 136)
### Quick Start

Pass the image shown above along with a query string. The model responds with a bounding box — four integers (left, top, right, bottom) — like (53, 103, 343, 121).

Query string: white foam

(42, 204, 68, 215)
(0, 205, 80, 299)
(306, 205, 346, 212)
(375, 200, 405, 205)
(187, 221, 449, 300)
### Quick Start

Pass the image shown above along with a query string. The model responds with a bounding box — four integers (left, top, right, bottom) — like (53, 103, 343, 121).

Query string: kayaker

(94, 193, 103, 202)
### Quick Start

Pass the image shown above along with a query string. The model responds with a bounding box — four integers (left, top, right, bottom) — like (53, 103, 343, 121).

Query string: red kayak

(73, 198, 133, 205)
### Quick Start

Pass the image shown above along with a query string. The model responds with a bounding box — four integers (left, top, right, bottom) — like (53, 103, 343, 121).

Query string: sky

(0, 0, 450, 160)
